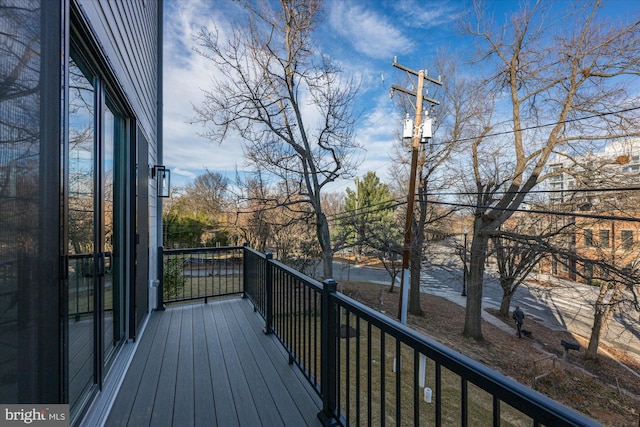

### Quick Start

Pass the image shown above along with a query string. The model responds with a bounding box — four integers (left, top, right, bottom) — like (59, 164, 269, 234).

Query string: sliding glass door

(67, 55, 126, 419)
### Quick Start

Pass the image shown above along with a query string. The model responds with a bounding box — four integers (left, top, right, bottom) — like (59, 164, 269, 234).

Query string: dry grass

(165, 273, 243, 301)
(341, 280, 640, 427)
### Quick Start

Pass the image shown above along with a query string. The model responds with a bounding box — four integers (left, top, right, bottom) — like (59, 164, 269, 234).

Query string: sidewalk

(372, 279, 516, 335)
(431, 288, 515, 335)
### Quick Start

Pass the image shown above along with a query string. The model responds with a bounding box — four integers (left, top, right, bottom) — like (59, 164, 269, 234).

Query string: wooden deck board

(106, 307, 164, 426)
(174, 306, 194, 426)
(202, 305, 238, 426)
(192, 304, 216, 427)
(211, 302, 262, 427)
(127, 308, 172, 425)
(106, 298, 321, 426)
(219, 302, 284, 427)
(150, 307, 181, 426)
(234, 300, 322, 426)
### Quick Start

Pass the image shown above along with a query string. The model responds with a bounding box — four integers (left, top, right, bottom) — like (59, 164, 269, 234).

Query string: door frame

(66, 9, 137, 419)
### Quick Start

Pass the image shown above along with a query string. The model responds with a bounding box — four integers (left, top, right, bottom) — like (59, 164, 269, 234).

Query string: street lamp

(462, 228, 468, 296)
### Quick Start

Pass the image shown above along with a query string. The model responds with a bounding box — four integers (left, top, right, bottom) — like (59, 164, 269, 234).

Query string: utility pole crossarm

(391, 84, 440, 106)
(392, 59, 443, 86)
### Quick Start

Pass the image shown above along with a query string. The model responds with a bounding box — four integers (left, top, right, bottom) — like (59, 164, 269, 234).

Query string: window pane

(599, 229, 610, 248)
(621, 230, 633, 250)
(68, 56, 96, 412)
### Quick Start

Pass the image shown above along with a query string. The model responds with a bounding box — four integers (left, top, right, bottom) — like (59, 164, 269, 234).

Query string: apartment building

(545, 139, 640, 280)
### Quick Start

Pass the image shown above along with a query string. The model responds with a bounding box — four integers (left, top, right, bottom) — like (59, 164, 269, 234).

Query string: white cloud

(327, 3, 410, 60)
(392, 1, 460, 28)
(163, 0, 249, 185)
(172, 167, 197, 179)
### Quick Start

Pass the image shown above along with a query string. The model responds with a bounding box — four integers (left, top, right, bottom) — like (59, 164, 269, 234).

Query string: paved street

(421, 262, 640, 362)
(326, 256, 640, 364)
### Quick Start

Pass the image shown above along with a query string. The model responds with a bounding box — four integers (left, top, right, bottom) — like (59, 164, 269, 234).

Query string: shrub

(164, 258, 185, 299)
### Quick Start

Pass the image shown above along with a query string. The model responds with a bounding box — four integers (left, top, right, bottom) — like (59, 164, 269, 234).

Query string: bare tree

(233, 173, 274, 251)
(456, 0, 640, 340)
(491, 221, 552, 318)
(181, 170, 229, 216)
(193, 0, 361, 279)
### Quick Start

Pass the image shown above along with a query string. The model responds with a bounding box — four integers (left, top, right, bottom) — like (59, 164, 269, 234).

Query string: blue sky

(162, 0, 640, 193)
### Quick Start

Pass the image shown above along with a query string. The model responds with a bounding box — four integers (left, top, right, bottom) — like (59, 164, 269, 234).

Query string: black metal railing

(68, 254, 94, 319)
(243, 246, 269, 321)
(159, 246, 599, 426)
(241, 248, 599, 427)
(159, 246, 244, 305)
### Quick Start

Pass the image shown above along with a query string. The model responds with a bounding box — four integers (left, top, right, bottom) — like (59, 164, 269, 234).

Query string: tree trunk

(316, 212, 334, 279)
(408, 245, 423, 316)
(499, 278, 515, 318)
(586, 282, 622, 360)
(586, 309, 604, 360)
(463, 230, 489, 340)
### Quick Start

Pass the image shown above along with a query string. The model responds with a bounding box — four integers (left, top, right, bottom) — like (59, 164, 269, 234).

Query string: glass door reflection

(67, 48, 127, 420)
(68, 57, 96, 412)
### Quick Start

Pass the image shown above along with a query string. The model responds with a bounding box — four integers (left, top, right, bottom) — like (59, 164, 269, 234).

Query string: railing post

(264, 252, 273, 334)
(242, 242, 248, 299)
(318, 279, 339, 426)
(157, 246, 165, 311)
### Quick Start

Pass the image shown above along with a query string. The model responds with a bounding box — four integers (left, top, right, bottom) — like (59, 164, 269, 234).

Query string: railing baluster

(396, 338, 401, 425)
(288, 274, 293, 364)
(295, 277, 300, 365)
(308, 284, 312, 378)
(436, 361, 442, 427)
(367, 322, 372, 427)
(314, 290, 319, 390)
(381, 331, 385, 427)
(345, 309, 350, 425)
(242, 244, 248, 298)
(461, 377, 468, 427)
(493, 395, 500, 427)
(356, 315, 361, 427)
(337, 305, 341, 421)
(414, 349, 419, 427)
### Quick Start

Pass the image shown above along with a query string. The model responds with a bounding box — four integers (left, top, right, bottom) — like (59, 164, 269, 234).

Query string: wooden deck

(106, 298, 322, 426)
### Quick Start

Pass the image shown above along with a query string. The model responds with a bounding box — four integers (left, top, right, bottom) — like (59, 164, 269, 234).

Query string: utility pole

(391, 57, 441, 324)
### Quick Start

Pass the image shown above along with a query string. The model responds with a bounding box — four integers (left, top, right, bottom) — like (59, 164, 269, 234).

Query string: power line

(435, 106, 640, 145)
(329, 199, 406, 222)
(231, 183, 640, 222)
(433, 185, 640, 197)
(426, 199, 640, 223)
(326, 190, 640, 223)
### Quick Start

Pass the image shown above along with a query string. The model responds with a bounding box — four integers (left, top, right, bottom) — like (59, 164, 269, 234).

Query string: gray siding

(77, 0, 158, 145)
(76, 0, 161, 300)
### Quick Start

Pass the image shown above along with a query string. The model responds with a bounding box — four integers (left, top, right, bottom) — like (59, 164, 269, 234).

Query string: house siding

(75, 0, 161, 322)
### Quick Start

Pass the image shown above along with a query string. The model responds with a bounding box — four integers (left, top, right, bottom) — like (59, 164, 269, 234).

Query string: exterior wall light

(152, 165, 171, 198)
